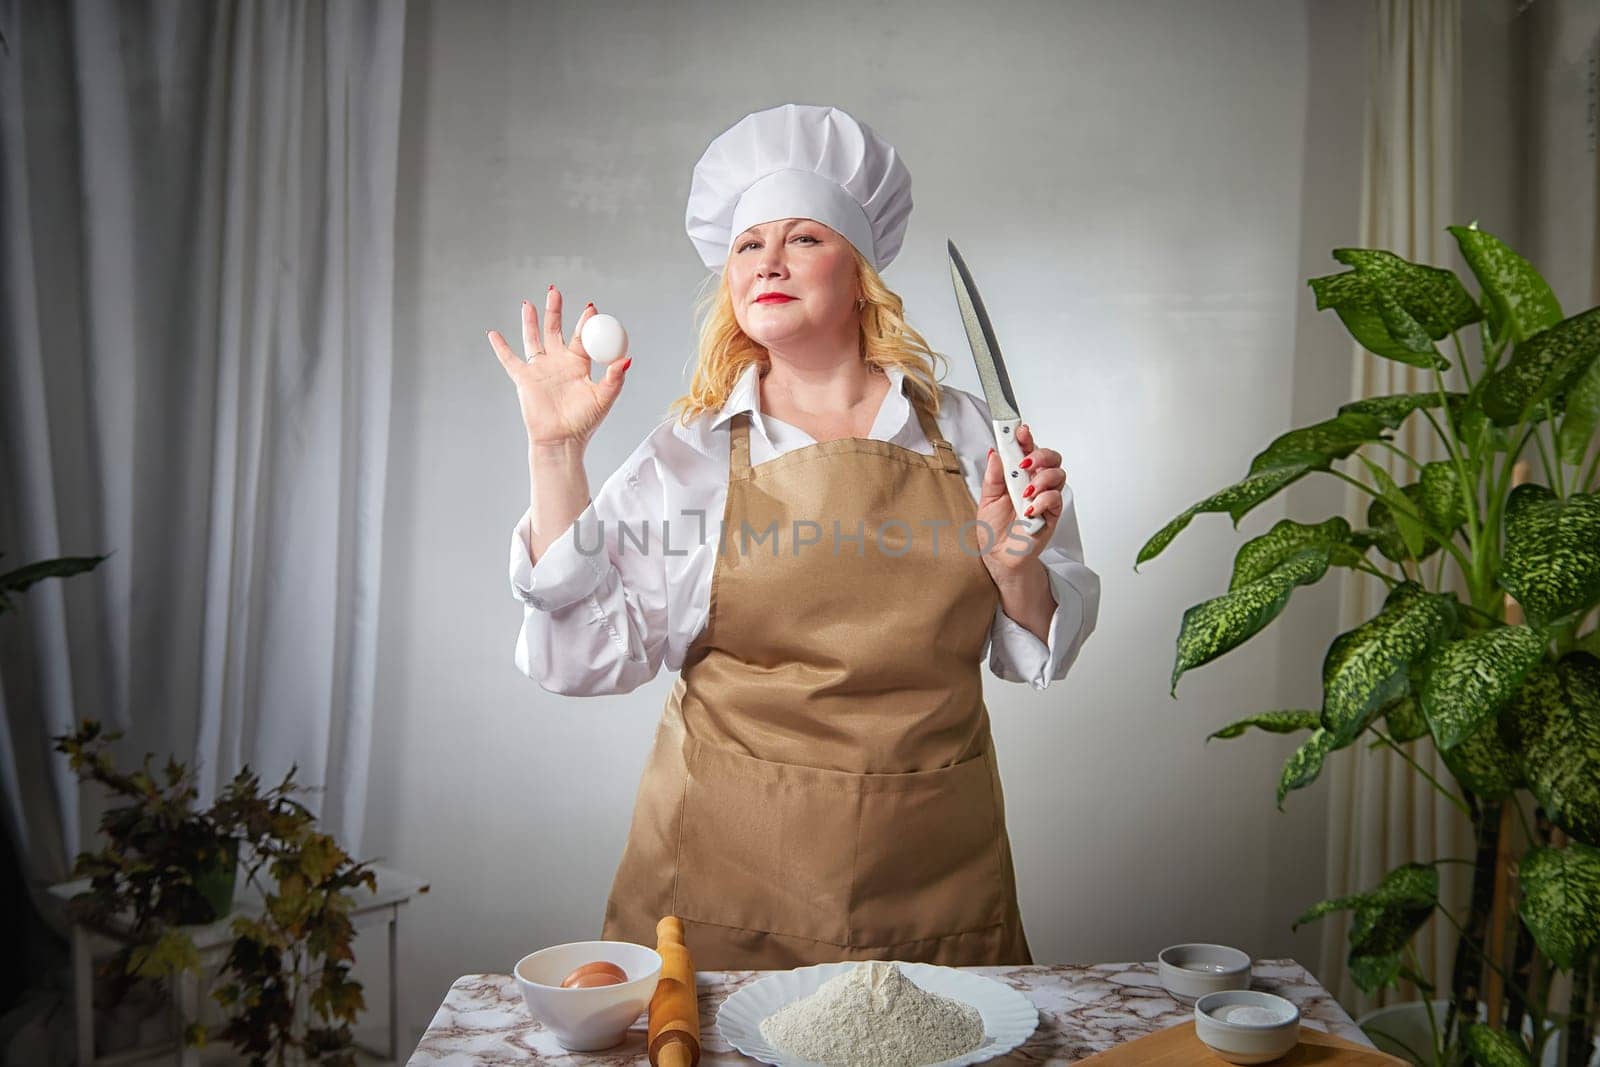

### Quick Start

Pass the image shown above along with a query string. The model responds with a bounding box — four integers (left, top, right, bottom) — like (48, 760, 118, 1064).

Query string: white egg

(579, 313, 628, 364)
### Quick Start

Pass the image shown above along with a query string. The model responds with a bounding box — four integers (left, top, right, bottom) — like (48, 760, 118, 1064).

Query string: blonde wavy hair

(667, 241, 950, 427)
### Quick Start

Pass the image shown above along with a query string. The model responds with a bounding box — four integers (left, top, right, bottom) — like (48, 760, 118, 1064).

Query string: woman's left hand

(976, 423, 1065, 583)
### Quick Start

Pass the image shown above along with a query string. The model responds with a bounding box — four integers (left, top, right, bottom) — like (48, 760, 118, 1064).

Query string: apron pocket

(849, 747, 1007, 947)
(674, 735, 858, 946)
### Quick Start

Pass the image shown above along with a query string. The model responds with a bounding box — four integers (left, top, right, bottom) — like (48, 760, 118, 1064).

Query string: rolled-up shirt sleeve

(986, 480, 1101, 690)
(509, 448, 671, 696)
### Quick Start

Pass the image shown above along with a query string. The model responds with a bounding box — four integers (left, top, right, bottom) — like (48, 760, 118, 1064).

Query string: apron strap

(908, 388, 965, 475)
(728, 386, 962, 476)
(729, 411, 753, 478)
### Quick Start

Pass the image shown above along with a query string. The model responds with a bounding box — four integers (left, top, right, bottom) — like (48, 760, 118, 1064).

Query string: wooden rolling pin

(648, 916, 701, 1067)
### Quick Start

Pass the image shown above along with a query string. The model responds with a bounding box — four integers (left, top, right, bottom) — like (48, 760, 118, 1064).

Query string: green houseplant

(4, 541, 385, 1063)
(1136, 223, 1599, 1066)
(55, 721, 378, 1066)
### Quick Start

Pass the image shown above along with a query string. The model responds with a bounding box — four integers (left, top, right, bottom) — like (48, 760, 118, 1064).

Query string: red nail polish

(1023, 484, 1036, 499)
(586, 302, 594, 309)
(548, 284, 554, 291)
(620, 357, 632, 371)
(1020, 456, 1033, 469)
(1025, 505, 1035, 517)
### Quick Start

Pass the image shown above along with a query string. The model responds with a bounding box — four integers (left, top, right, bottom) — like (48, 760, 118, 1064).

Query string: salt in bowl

(1194, 989, 1302, 1064)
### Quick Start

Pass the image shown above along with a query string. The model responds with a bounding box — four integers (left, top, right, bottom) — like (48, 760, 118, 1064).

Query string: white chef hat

(684, 103, 913, 274)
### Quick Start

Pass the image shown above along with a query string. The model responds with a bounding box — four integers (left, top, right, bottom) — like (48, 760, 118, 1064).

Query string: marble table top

(410, 958, 1371, 1065)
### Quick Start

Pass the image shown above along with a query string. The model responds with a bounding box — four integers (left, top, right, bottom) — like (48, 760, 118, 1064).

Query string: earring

(856, 298, 866, 310)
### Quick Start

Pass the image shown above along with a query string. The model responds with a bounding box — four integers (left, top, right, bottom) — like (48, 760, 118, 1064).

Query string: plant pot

(1359, 1000, 1477, 1065)
(1358, 999, 1597, 1066)
(185, 837, 239, 923)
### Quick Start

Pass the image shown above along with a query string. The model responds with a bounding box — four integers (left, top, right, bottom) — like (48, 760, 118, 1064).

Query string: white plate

(716, 960, 1040, 1067)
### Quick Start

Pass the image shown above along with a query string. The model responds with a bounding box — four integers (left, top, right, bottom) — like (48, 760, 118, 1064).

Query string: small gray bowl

(1157, 943, 1252, 1003)
(1194, 989, 1301, 1064)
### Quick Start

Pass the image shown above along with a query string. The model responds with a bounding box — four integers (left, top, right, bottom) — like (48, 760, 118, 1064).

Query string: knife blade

(948, 240, 1046, 536)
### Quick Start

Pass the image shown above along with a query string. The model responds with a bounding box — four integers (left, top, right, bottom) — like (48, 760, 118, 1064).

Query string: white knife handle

(993, 417, 1047, 538)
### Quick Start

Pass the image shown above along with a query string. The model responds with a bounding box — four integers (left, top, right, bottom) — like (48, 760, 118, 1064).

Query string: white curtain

(1318, 0, 1478, 1018)
(0, 0, 406, 902)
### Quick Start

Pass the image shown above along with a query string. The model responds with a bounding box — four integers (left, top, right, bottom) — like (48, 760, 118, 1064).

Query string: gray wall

(359, 0, 1519, 1048)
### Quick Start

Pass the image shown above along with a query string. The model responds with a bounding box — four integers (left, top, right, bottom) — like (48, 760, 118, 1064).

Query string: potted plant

(55, 720, 378, 1066)
(1137, 223, 1599, 1066)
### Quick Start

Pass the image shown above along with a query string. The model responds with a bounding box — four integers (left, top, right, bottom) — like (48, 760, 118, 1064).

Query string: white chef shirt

(509, 362, 1101, 696)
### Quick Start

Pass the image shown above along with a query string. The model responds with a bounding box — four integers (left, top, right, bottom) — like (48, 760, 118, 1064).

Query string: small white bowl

(1194, 989, 1301, 1064)
(513, 940, 662, 1051)
(1157, 943, 1252, 1003)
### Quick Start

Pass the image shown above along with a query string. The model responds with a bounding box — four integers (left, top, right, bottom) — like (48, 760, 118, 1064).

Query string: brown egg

(560, 961, 628, 988)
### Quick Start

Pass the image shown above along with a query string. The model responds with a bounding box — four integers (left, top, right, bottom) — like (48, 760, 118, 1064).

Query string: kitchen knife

(948, 240, 1046, 536)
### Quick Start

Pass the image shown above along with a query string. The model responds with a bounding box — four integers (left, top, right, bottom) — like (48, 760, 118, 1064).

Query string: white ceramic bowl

(1157, 943, 1252, 1003)
(1194, 989, 1301, 1064)
(513, 940, 662, 1051)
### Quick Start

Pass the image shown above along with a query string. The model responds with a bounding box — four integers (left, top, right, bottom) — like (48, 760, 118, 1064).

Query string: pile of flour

(758, 960, 986, 1067)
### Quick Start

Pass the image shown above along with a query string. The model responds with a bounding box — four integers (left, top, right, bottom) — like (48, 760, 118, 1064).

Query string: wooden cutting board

(1076, 1020, 1408, 1065)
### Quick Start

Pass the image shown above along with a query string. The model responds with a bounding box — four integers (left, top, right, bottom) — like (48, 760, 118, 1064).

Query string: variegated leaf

(1481, 306, 1600, 426)
(1419, 461, 1469, 532)
(1382, 692, 1430, 744)
(1322, 583, 1458, 746)
(1557, 353, 1600, 466)
(1483, 288, 1505, 350)
(1248, 412, 1390, 475)
(1438, 711, 1523, 801)
(1290, 862, 1439, 995)
(1500, 486, 1600, 625)
(1462, 1023, 1534, 1067)
(1347, 953, 1404, 994)
(1332, 249, 1481, 339)
(1448, 224, 1564, 346)
(1310, 249, 1479, 370)
(1350, 528, 1383, 552)
(1309, 270, 1451, 369)
(1339, 391, 1464, 431)
(1230, 518, 1361, 591)
(1516, 842, 1600, 970)
(1500, 653, 1600, 845)
(1172, 549, 1331, 694)
(1361, 459, 1433, 562)
(1452, 392, 1512, 455)
(1418, 625, 1548, 750)
(1293, 891, 1365, 928)
(1345, 863, 1439, 955)
(1291, 862, 1438, 929)
(1208, 710, 1322, 742)
(1278, 727, 1338, 810)
(1136, 461, 1318, 568)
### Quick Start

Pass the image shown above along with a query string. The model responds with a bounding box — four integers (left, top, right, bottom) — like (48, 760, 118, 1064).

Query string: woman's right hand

(488, 285, 631, 448)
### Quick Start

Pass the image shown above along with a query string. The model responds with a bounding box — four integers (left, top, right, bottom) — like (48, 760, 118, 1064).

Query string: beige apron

(600, 384, 1033, 969)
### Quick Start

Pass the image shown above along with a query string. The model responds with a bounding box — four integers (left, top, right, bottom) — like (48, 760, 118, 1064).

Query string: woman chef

(490, 104, 1100, 970)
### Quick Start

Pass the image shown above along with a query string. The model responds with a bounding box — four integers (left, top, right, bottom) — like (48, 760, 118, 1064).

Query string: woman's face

(726, 218, 860, 352)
